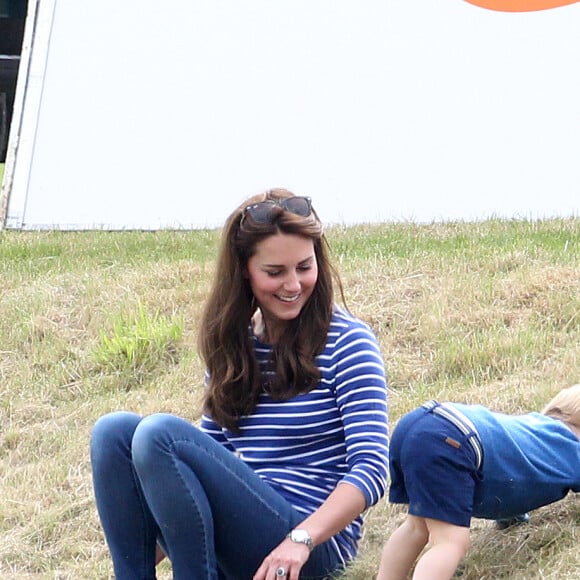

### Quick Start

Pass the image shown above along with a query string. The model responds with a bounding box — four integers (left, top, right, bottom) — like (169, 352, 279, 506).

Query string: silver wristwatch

(287, 528, 314, 551)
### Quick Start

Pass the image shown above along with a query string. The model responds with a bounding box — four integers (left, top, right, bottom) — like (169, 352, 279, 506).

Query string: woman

(376, 384, 580, 580)
(91, 189, 389, 579)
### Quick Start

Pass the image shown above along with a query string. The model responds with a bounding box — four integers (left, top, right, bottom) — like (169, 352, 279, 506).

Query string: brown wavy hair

(198, 188, 346, 431)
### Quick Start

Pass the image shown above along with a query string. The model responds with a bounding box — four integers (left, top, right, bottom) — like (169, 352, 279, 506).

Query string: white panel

(1, 0, 56, 228)
(3, 0, 580, 229)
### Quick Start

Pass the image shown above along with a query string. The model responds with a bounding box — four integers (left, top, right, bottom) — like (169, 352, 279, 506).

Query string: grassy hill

(0, 218, 578, 578)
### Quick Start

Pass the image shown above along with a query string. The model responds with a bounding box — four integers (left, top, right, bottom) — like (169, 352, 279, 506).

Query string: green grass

(0, 218, 578, 578)
(92, 303, 184, 388)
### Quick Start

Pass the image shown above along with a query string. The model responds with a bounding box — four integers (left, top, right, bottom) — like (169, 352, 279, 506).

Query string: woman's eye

(266, 270, 281, 277)
(298, 265, 311, 272)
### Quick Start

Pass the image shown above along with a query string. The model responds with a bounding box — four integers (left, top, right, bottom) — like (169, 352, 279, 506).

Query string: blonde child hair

(542, 384, 580, 428)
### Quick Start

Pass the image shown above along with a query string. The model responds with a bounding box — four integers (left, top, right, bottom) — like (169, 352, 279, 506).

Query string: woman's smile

(246, 232, 318, 342)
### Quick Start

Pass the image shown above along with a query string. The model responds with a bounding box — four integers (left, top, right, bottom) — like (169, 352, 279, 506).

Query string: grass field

(0, 218, 578, 578)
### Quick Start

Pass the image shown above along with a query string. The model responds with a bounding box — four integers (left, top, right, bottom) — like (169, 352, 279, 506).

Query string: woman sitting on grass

(90, 189, 389, 580)
(377, 384, 580, 580)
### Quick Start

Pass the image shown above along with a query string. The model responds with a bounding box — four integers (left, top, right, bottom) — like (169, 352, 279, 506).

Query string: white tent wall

(1, 0, 53, 229)
(1, 0, 579, 230)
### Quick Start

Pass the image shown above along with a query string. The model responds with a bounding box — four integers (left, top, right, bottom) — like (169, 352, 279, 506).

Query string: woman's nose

(283, 272, 300, 292)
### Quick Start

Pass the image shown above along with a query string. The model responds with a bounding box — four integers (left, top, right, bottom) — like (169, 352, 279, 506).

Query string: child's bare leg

(377, 515, 429, 580)
(412, 518, 470, 580)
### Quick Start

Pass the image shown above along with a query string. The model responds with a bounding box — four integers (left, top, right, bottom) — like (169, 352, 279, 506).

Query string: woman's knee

(90, 411, 142, 471)
(91, 411, 142, 449)
(131, 413, 198, 467)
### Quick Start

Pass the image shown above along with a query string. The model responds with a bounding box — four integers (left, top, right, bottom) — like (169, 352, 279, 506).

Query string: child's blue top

(453, 403, 580, 519)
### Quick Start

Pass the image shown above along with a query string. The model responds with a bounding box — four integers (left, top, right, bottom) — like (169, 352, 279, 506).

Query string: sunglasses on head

(240, 196, 312, 226)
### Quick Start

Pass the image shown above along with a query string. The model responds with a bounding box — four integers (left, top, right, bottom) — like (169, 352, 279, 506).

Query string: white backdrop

(2, 0, 579, 229)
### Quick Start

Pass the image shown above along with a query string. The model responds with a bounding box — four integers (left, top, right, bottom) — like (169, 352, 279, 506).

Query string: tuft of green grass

(92, 303, 184, 387)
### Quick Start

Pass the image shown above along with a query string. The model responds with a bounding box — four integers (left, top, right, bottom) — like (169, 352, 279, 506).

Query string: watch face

(291, 529, 312, 545)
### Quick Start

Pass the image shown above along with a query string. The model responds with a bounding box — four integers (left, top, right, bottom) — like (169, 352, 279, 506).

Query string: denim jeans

(90, 412, 345, 579)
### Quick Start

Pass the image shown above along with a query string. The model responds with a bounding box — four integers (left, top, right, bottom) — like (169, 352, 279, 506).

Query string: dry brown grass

(0, 218, 578, 578)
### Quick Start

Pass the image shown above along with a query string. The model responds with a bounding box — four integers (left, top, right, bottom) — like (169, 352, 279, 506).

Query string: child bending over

(377, 384, 580, 580)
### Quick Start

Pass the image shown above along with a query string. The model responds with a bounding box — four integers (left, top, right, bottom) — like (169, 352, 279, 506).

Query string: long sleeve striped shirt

(200, 308, 389, 562)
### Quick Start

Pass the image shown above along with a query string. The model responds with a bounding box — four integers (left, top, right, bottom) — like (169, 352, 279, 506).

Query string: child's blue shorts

(389, 404, 483, 527)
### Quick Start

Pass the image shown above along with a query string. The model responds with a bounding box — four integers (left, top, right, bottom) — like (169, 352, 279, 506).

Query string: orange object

(464, 0, 580, 12)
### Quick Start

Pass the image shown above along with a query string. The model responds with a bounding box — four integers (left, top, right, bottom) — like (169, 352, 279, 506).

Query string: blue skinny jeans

(90, 412, 345, 579)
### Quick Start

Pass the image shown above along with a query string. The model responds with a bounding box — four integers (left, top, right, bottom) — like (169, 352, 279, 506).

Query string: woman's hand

(253, 536, 311, 580)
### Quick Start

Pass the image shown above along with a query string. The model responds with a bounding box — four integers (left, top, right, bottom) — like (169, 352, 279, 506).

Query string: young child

(377, 384, 580, 580)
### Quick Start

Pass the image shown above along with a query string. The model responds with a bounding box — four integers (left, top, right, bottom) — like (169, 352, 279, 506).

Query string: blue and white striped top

(201, 308, 389, 563)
